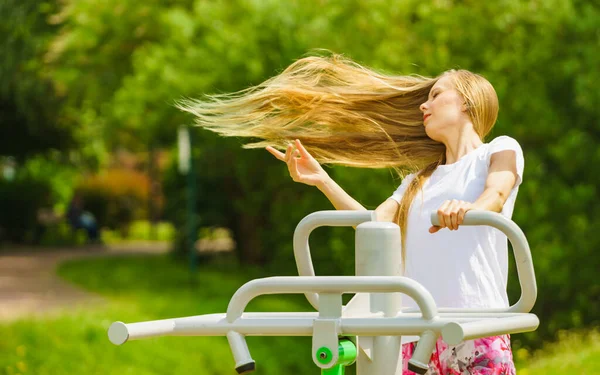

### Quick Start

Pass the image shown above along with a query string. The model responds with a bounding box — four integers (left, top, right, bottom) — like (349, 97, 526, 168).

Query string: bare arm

(316, 176, 366, 211)
(374, 198, 400, 222)
(266, 139, 366, 211)
(431, 149, 519, 232)
(472, 150, 519, 212)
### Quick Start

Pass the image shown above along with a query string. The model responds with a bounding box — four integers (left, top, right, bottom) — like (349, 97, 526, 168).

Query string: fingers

(441, 200, 458, 231)
(267, 142, 305, 183)
(267, 140, 306, 163)
(433, 200, 473, 233)
(267, 140, 319, 186)
(288, 155, 300, 181)
(436, 200, 450, 231)
(266, 146, 286, 161)
(284, 144, 293, 163)
(285, 144, 302, 182)
(294, 139, 312, 159)
(449, 200, 459, 230)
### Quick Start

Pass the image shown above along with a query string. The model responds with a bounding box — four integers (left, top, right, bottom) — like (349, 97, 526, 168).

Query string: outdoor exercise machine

(108, 210, 538, 374)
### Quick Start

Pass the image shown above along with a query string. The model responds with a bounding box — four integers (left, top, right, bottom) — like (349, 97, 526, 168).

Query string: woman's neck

(442, 126, 483, 165)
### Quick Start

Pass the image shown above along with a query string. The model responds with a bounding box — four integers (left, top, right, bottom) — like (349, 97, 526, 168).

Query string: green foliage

(102, 220, 175, 243)
(15, 154, 80, 211)
(0, 0, 75, 159)
(0, 155, 82, 246)
(39, 223, 87, 247)
(76, 169, 152, 231)
(0, 176, 51, 243)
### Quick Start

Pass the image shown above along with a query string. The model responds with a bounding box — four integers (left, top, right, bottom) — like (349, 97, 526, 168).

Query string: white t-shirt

(389, 136, 524, 311)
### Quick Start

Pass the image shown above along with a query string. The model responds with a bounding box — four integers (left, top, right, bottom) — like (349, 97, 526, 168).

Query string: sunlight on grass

(0, 254, 316, 375)
(101, 221, 175, 244)
(516, 329, 600, 375)
(1, 254, 597, 375)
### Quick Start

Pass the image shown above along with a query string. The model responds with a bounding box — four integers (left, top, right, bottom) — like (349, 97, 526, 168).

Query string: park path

(0, 243, 168, 322)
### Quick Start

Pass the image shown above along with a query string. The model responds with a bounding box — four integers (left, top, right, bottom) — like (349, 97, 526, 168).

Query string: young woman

(179, 54, 523, 374)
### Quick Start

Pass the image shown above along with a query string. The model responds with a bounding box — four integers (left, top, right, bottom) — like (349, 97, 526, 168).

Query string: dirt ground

(0, 242, 168, 322)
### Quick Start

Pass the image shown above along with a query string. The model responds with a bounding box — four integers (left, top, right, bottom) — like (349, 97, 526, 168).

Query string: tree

(0, 0, 75, 159)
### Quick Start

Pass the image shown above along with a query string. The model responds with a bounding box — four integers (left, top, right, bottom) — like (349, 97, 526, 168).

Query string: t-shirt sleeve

(389, 173, 416, 203)
(487, 136, 525, 187)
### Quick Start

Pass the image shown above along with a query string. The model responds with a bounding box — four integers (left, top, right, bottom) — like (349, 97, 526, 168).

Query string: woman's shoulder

(485, 135, 523, 156)
(484, 136, 525, 185)
(487, 135, 522, 148)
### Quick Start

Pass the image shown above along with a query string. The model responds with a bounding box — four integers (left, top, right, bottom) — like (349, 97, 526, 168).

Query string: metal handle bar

(225, 276, 438, 322)
(294, 210, 536, 313)
(293, 210, 376, 310)
(430, 210, 536, 313)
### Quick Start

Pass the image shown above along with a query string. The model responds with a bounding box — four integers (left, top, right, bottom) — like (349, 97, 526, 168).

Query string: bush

(128, 220, 175, 241)
(39, 222, 87, 246)
(0, 176, 51, 243)
(102, 220, 175, 243)
(76, 169, 158, 234)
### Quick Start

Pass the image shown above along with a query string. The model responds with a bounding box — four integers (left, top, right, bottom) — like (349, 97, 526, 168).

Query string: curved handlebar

(293, 211, 377, 310)
(430, 210, 536, 312)
(294, 210, 536, 313)
(225, 276, 438, 322)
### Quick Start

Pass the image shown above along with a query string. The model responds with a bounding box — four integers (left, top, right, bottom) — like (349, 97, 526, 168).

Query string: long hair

(177, 53, 499, 266)
(396, 70, 499, 264)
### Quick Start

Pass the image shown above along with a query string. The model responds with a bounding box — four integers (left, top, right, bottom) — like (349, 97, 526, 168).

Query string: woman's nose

(419, 102, 428, 112)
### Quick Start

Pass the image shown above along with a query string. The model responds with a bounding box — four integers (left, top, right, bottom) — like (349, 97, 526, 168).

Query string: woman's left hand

(429, 200, 475, 233)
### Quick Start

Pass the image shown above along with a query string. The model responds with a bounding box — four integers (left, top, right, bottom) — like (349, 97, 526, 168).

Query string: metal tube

(108, 313, 539, 342)
(108, 319, 174, 345)
(227, 331, 255, 374)
(225, 276, 437, 323)
(430, 210, 537, 313)
(442, 314, 540, 345)
(407, 330, 437, 375)
(354, 221, 404, 375)
(293, 210, 377, 310)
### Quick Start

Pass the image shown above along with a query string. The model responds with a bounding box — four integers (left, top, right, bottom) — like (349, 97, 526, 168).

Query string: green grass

(515, 329, 600, 374)
(0, 254, 598, 374)
(0, 255, 315, 375)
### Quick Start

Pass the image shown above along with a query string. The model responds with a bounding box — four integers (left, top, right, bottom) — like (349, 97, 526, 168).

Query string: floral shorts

(402, 334, 516, 375)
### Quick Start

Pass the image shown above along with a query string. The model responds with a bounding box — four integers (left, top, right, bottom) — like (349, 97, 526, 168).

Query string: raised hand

(266, 139, 330, 187)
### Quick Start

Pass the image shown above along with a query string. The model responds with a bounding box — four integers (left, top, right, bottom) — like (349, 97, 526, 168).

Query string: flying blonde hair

(177, 53, 499, 265)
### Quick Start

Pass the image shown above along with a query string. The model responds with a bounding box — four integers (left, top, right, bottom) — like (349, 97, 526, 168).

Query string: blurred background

(0, 0, 598, 374)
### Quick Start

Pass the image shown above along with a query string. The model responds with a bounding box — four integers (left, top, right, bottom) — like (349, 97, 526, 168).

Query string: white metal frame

(108, 210, 538, 374)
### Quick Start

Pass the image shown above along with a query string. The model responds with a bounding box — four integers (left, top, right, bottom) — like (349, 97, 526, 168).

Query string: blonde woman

(179, 54, 523, 374)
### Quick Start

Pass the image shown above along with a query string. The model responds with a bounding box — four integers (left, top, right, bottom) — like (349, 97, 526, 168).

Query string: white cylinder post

(226, 331, 255, 374)
(355, 221, 403, 375)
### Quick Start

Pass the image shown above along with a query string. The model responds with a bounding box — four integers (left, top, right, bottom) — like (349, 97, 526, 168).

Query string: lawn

(0, 254, 598, 374)
(514, 329, 600, 375)
(0, 254, 316, 375)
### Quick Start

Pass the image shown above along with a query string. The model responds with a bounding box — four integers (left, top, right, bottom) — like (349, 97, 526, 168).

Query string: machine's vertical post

(354, 221, 403, 375)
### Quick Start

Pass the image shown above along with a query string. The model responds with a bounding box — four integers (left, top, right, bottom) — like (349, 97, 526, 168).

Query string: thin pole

(186, 127, 198, 282)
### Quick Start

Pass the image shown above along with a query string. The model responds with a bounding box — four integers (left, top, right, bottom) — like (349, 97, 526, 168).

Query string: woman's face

(420, 75, 469, 142)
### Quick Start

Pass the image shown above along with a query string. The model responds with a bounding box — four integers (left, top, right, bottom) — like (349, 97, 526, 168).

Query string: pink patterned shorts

(402, 335, 516, 375)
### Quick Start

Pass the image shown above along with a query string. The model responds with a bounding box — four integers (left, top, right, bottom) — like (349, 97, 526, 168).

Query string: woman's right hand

(266, 139, 330, 187)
